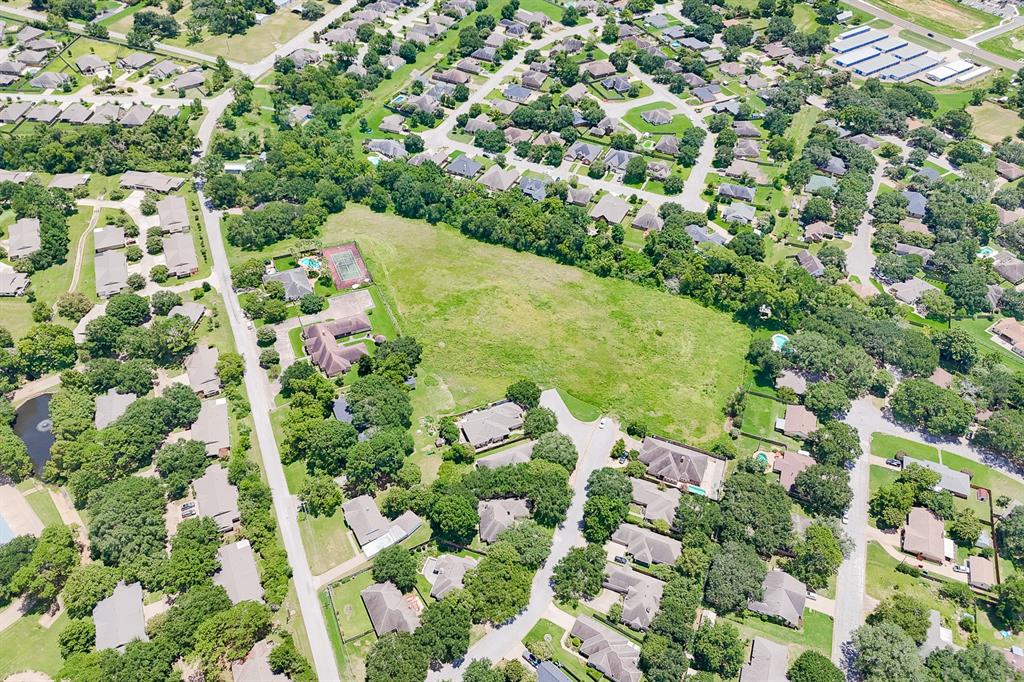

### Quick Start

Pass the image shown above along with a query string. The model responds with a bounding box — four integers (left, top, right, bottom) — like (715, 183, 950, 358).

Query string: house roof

(477, 165, 520, 192)
(447, 155, 483, 178)
(722, 203, 756, 224)
(215, 539, 264, 604)
(740, 637, 789, 681)
(639, 436, 710, 486)
(0, 271, 28, 296)
(93, 581, 148, 651)
(476, 439, 533, 469)
(747, 570, 807, 627)
(48, 173, 89, 190)
(95, 249, 128, 298)
(362, 582, 420, 635)
(121, 171, 184, 192)
(889, 277, 938, 305)
(902, 506, 945, 562)
(168, 301, 205, 326)
(185, 344, 220, 395)
(796, 250, 824, 277)
(718, 183, 755, 201)
(630, 478, 680, 524)
(590, 194, 630, 224)
(164, 232, 198, 277)
(8, 217, 40, 258)
(775, 369, 807, 395)
(640, 108, 672, 125)
(603, 565, 664, 631)
(171, 70, 206, 91)
(611, 524, 681, 565)
(95, 388, 136, 429)
(902, 456, 970, 498)
(968, 555, 995, 588)
(189, 398, 231, 456)
(342, 495, 422, 555)
(783, 403, 818, 435)
(570, 616, 641, 682)
(263, 268, 313, 301)
(194, 463, 239, 532)
(232, 640, 289, 682)
(633, 211, 663, 231)
(76, 54, 107, 72)
(478, 497, 530, 542)
(93, 225, 125, 252)
(566, 187, 594, 206)
(773, 450, 815, 492)
(120, 104, 153, 126)
(425, 554, 478, 599)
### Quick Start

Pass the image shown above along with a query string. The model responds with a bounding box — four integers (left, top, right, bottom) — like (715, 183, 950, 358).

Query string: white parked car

(953, 564, 969, 574)
(842, 511, 850, 525)
(599, 418, 608, 429)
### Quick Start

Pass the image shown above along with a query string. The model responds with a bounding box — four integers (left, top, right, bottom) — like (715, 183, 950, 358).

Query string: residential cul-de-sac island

(4, 0, 1024, 680)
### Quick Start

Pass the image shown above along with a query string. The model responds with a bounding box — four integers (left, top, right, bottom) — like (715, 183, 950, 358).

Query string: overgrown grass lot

(316, 206, 750, 441)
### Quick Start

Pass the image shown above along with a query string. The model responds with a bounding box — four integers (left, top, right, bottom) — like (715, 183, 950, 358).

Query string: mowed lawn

(0, 612, 69, 678)
(312, 206, 749, 441)
(968, 103, 1022, 145)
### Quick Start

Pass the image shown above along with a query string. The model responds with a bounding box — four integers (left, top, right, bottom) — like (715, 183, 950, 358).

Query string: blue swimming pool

(298, 257, 321, 271)
(771, 333, 790, 352)
(978, 246, 997, 258)
(687, 484, 707, 496)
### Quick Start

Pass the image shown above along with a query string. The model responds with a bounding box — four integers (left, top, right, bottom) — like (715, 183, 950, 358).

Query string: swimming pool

(771, 333, 790, 352)
(978, 246, 997, 258)
(0, 514, 13, 546)
(687, 484, 707, 496)
(298, 257, 321, 271)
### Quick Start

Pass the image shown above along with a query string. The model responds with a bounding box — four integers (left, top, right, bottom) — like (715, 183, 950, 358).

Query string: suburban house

(458, 401, 525, 450)
(569, 616, 641, 682)
(776, 404, 818, 439)
(157, 195, 190, 233)
(95, 250, 129, 298)
(232, 641, 289, 682)
(610, 524, 681, 566)
(342, 494, 422, 557)
(188, 398, 231, 457)
(362, 582, 420, 635)
(194, 463, 240, 532)
(747, 570, 807, 628)
(590, 194, 631, 225)
(630, 478, 680, 524)
(93, 581, 148, 651)
(263, 268, 313, 301)
(603, 565, 664, 631)
(423, 554, 478, 599)
(773, 450, 815, 493)
(475, 440, 532, 469)
(303, 314, 372, 377)
(184, 344, 221, 397)
(638, 436, 723, 497)
(214, 539, 264, 604)
(478, 498, 530, 543)
(889, 277, 938, 307)
(968, 555, 995, 591)
(993, 317, 1024, 355)
(0, 272, 29, 296)
(121, 171, 184, 193)
(94, 225, 126, 252)
(902, 506, 946, 563)
(168, 302, 206, 328)
(8, 217, 40, 259)
(94, 388, 136, 429)
(739, 637, 789, 681)
(901, 456, 970, 498)
(163, 233, 199, 277)
(796, 250, 825, 278)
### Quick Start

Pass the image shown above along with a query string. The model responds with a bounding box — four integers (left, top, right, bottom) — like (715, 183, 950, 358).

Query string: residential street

(427, 389, 617, 680)
(831, 397, 873, 667)
(197, 195, 342, 682)
(845, 160, 884, 283)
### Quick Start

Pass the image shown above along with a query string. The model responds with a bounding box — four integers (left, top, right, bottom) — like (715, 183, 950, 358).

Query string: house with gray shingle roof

(215, 539, 264, 604)
(478, 498, 530, 542)
(94, 581, 148, 651)
(362, 582, 420, 635)
(263, 268, 312, 301)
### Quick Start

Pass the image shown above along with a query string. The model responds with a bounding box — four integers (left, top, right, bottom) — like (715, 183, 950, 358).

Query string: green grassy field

(899, 29, 951, 53)
(726, 610, 834, 655)
(968, 103, 1022, 145)
(23, 487, 63, 528)
(864, 0, 999, 38)
(788, 106, 820, 157)
(980, 27, 1024, 61)
(269, 206, 749, 442)
(299, 507, 358, 575)
(870, 433, 940, 462)
(331, 571, 376, 640)
(0, 611, 69, 678)
(954, 317, 1024, 373)
(524, 619, 592, 680)
(741, 394, 787, 440)
(623, 101, 694, 135)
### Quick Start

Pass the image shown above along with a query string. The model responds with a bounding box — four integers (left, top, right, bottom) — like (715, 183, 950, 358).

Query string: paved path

(965, 13, 1024, 45)
(428, 390, 617, 680)
(846, 161, 885, 283)
(10, 375, 60, 406)
(197, 193, 341, 682)
(831, 397, 872, 666)
(66, 204, 100, 296)
(313, 550, 365, 589)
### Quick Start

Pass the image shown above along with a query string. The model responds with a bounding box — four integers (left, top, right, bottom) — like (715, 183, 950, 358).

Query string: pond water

(14, 394, 54, 476)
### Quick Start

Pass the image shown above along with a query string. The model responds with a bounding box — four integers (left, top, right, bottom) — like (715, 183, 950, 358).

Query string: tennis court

(324, 243, 371, 290)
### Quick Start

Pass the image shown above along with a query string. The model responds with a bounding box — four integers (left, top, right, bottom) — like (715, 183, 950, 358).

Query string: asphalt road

(427, 389, 617, 680)
(197, 195, 342, 682)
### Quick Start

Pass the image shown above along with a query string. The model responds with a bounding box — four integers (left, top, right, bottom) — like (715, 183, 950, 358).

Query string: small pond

(14, 394, 54, 476)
